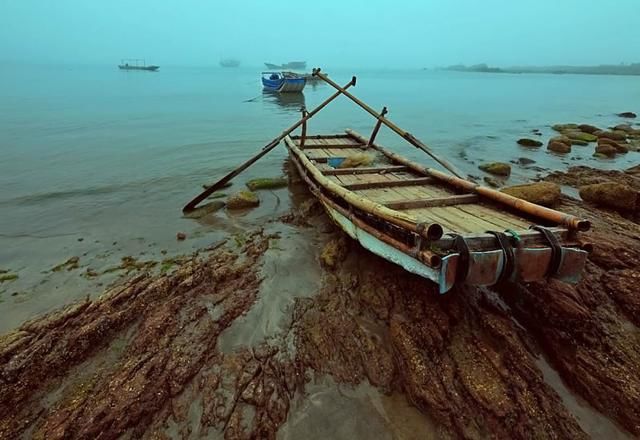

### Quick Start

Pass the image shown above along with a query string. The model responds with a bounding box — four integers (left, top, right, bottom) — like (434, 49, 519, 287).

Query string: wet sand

(1, 164, 640, 439)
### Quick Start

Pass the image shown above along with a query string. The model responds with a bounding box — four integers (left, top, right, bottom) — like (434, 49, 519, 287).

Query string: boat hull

(284, 131, 590, 294)
(261, 76, 306, 93)
(118, 65, 159, 71)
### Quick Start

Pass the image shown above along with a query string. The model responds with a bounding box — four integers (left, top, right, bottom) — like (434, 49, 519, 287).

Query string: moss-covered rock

(0, 273, 18, 283)
(552, 123, 578, 132)
(246, 177, 288, 191)
(226, 191, 260, 210)
(479, 162, 511, 176)
(517, 138, 543, 147)
(563, 130, 598, 142)
(52, 256, 80, 272)
(592, 153, 609, 159)
(579, 182, 638, 212)
(595, 143, 617, 157)
(578, 124, 601, 134)
(548, 141, 571, 154)
(501, 182, 561, 207)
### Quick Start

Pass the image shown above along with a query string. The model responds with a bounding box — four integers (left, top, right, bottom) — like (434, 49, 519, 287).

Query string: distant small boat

(118, 59, 159, 71)
(220, 58, 240, 68)
(264, 61, 307, 70)
(262, 72, 306, 93)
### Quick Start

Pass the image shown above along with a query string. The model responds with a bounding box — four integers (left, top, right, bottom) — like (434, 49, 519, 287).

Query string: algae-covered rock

(52, 256, 80, 272)
(569, 139, 589, 146)
(579, 182, 638, 211)
(517, 138, 543, 147)
(511, 157, 536, 166)
(593, 153, 608, 159)
(246, 177, 288, 191)
(320, 236, 348, 269)
(0, 273, 18, 283)
(501, 182, 561, 207)
(578, 124, 600, 134)
(226, 191, 260, 210)
(479, 162, 511, 176)
(338, 153, 375, 169)
(617, 112, 637, 118)
(595, 143, 617, 157)
(563, 131, 598, 142)
(614, 124, 634, 133)
(552, 123, 578, 132)
(548, 141, 571, 154)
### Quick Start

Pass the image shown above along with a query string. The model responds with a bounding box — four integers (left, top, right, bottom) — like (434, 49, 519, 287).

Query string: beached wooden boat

(184, 68, 590, 294)
(284, 130, 590, 293)
(262, 72, 306, 93)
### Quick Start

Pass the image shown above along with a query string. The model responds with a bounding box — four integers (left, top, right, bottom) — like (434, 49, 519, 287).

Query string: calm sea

(0, 63, 639, 327)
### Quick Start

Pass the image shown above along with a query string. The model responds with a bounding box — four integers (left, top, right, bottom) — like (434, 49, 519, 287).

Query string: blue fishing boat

(261, 72, 306, 93)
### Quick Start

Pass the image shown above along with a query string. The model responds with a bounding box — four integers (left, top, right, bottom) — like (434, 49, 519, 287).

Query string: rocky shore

(1, 163, 640, 439)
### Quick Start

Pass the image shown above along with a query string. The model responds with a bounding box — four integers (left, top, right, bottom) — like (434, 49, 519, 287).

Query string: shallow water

(1, 63, 639, 326)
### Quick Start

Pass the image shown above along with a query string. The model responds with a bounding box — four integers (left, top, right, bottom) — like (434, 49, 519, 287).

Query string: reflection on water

(263, 91, 306, 114)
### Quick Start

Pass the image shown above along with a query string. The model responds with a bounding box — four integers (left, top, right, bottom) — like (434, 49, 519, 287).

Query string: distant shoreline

(435, 63, 640, 76)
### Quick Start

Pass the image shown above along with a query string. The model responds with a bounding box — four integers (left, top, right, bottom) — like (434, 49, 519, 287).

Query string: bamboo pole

(300, 107, 308, 149)
(182, 77, 356, 212)
(285, 136, 444, 241)
(345, 129, 591, 232)
(312, 68, 464, 178)
(367, 106, 387, 146)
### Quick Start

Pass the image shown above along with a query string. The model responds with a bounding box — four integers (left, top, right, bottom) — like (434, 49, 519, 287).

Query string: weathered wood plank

(385, 194, 479, 210)
(342, 177, 435, 191)
(322, 165, 410, 175)
(301, 144, 366, 149)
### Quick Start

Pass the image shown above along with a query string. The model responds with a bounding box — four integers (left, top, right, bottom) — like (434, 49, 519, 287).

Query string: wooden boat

(118, 59, 159, 71)
(262, 72, 306, 93)
(284, 130, 590, 293)
(184, 68, 590, 294)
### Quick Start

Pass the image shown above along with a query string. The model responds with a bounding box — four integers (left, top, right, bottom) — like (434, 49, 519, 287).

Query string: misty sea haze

(0, 62, 639, 327)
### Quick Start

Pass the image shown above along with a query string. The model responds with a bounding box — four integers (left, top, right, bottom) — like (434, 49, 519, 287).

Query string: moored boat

(118, 59, 159, 71)
(220, 58, 240, 67)
(261, 72, 306, 93)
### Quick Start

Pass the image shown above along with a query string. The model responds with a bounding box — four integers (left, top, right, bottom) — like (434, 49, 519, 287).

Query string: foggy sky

(1, 0, 639, 68)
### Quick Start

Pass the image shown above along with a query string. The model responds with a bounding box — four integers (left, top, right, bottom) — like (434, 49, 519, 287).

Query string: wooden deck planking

(456, 204, 531, 230)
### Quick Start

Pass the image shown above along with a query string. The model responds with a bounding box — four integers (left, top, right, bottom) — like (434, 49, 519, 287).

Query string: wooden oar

(182, 77, 357, 213)
(312, 68, 464, 179)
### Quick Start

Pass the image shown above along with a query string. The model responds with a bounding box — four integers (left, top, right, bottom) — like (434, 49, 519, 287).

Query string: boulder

(246, 177, 288, 191)
(578, 124, 600, 134)
(552, 123, 578, 132)
(176, 232, 187, 241)
(226, 191, 260, 210)
(569, 139, 589, 146)
(517, 138, 543, 147)
(597, 130, 627, 141)
(479, 162, 511, 176)
(510, 157, 536, 166)
(592, 153, 609, 159)
(563, 130, 598, 142)
(598, 138, 628, 154)
(614, 124, 634, 133)
(617, 112, 637, 118)
(483, 176, 503, 188)
(501, 182, 561, 207)
(595, 143, 617, 157)
(579, 182, 638, 211)
(549, 136, 572, 147)
(548, 141, 571, 153)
